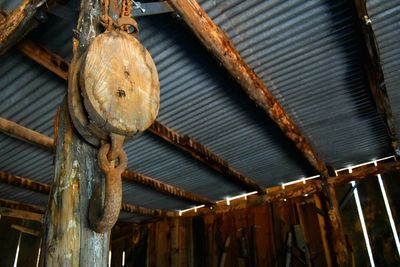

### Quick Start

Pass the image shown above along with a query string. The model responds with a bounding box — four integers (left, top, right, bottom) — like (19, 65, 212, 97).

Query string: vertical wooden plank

(147, 223, 157, 267)
(248, 204, 278, 267)
(193, 216, 206, 267)
(41, 101, 109, 266)
(155, 220, 171, 267)
(298, 200, 328, 266)
(204, 214, 216, 267)
(218, 211, 236, 267)
(170, 218, 180, 267)
(313, 194, 333, 267)
(233, 208, 250, 267)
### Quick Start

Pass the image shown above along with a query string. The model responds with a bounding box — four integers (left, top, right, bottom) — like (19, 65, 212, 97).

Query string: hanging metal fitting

(131, 0, 146, 13)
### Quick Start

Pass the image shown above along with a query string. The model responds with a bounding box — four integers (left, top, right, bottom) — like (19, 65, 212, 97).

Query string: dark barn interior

(0, 0, 400, 266)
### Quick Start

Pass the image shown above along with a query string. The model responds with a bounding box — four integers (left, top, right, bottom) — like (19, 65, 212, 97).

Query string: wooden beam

(0, 117, 54, 149)
(17, 41, 265, 193)
(11, 224, 41, 236)
(0, 198, 45, 214)
(18, 40, 69, 80)
(122, 170, 215, 206)
(353, 0, 399, 156)
(0, 207, 43, 222)
(121, 203, 176, 218)
(149, 121, 265, 193)
(328, 161, 400, 186)
(0, 0, 45, 55)
(0, 117, 219, 206)
(181, 160, 400, 216)
(166, 0, 328, 177)
(0, 171, 50, 194)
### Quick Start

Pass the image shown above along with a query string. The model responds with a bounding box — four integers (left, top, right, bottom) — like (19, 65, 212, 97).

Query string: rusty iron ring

(88, 142, 127, 233)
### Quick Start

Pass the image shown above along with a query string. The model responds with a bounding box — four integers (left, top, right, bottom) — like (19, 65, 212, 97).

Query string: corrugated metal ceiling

(0, 0, 396, 221)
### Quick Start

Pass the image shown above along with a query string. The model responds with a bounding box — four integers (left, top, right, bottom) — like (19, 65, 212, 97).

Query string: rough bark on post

(323, 183, 349, 266)
(41, 101, 109, 266)
(40, 0, 110, 266)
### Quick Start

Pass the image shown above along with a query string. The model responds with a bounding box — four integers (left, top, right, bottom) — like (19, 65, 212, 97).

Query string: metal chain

(89, 140, 127, 233)
(100, 0, 139, 34)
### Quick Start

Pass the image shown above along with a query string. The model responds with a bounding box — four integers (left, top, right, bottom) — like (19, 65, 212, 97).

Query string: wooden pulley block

(80, 30, 160, 137)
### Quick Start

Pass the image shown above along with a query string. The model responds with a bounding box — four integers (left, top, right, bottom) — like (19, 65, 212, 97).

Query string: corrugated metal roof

(367, 0, 400, 141)
(0, 0, 395, 220)
(197, 0, 390, 167)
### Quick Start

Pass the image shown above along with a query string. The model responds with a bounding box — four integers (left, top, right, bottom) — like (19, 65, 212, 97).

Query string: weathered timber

(40, 0, 110, 263)
(123, 170, 215, 206)
(0, 207, 43, 222)
(329, 161, 400, 186)
(353, 0, 399, 156)
(0, 198, 45, 214)
(313, 194, 334, 267)
(0, 171, 50, 194)
(0, 0, 46, 55)
(0, 170, 177, 217)
(121, 203, 177, 218)
(0, 116, 54, 149)
(149, 121, 265, 193)
(11, 224, 41, 236)
(325, 184, 349, 266)
(167, 0, 328, 177)
(17, 41, 265, 193)
(41, 98, 110, 266)
(17, 40, 69, 80)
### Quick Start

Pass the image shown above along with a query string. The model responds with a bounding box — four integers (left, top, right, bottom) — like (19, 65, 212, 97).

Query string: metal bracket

(131, 1, 174, 17)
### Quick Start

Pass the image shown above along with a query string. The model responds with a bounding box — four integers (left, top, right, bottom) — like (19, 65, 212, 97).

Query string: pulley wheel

(80, 31, 160, 137)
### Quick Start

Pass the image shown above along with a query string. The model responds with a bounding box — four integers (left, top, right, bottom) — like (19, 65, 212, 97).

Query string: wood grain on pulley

(80, 31, 160, 137)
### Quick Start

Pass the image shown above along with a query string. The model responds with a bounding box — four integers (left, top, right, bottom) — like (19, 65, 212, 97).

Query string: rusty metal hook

(89, 142, 127, 233)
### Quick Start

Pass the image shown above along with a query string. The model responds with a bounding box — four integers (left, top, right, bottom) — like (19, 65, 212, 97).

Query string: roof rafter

(17, 39, 265, 193)
(0, 170, 177, 218)
(0, 0, 50, 55)
(353, 0, 399, 157)
(166, 0, 329, 177)
(0, 117, 214, 206)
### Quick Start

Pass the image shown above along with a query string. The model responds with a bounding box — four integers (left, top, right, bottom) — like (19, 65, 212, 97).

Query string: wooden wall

(1, 172, 399, 266)
(111, 195, 334, 267)
(110, 171, 400, 267)
(0, 217, 42, 267)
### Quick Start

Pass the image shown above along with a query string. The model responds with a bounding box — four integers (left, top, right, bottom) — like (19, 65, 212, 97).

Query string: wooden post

(322, 183, 349, 266)
(40, 101, 110, 266)
(40, 0, 110, 265)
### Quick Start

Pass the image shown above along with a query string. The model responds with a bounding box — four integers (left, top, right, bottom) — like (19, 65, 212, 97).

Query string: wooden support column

(41, 100, 110, 265)
(40, 0, 110, 265)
